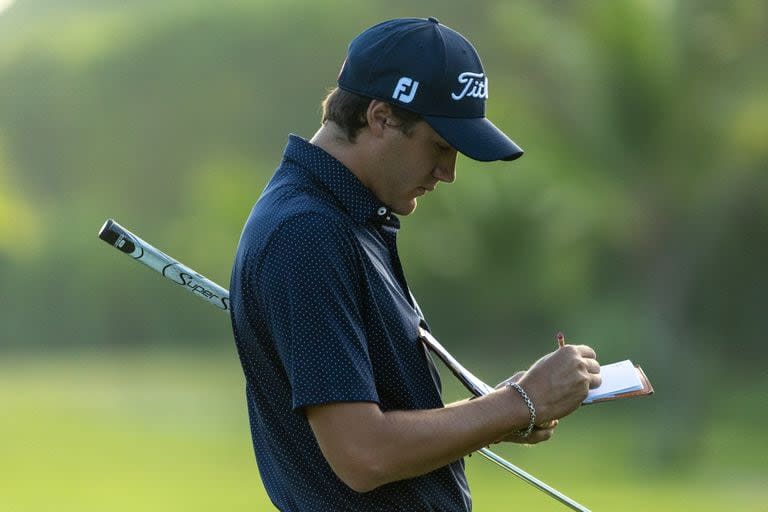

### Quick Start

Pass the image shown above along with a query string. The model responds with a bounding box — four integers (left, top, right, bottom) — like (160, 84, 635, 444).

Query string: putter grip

(98, 218, 230, 311)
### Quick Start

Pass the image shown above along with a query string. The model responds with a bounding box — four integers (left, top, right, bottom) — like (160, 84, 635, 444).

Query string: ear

(366, 100, 393, 137)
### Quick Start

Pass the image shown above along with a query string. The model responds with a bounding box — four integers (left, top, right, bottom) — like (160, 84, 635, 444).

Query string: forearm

(307, 386, 531, 492)
(377, 391, 529, 477)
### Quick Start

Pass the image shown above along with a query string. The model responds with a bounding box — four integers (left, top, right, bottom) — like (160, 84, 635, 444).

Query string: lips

(416, 186, 432, 196)
(415, 184, 437, 198)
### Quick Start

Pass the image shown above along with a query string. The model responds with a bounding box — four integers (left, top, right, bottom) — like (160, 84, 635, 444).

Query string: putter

(97, 218, 592, 512)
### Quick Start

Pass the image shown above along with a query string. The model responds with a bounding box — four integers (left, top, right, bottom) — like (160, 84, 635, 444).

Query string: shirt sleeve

(253, 212, 379, 410)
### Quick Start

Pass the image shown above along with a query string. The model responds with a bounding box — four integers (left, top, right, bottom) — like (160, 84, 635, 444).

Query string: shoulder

(239, 205, 362, 280)
(233, 160, 367, 283)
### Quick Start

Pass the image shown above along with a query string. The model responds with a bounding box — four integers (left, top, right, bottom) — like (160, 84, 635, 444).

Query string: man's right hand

(517, 345, 602, 423)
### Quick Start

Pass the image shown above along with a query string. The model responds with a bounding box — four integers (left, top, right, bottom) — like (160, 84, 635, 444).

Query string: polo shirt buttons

(377, 206, 388, 216)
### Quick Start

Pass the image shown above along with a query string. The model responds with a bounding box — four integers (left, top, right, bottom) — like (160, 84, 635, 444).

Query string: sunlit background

(1, 1, 766, 511)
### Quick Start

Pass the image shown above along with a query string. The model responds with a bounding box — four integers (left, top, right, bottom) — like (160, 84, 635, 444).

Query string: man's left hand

(494, 419, 559, 445)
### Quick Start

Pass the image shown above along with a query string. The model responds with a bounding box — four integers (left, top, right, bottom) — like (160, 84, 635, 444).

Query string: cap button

(427, 17, 440, 24)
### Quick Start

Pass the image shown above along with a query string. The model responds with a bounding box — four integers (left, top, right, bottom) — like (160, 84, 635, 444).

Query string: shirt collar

(282, 134, 396, 226)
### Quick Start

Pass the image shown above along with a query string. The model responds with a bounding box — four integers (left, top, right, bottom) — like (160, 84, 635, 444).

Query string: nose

(432, 151, 457, 183)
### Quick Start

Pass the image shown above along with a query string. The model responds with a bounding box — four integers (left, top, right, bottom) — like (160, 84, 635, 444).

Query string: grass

(1, 347, 765, 511)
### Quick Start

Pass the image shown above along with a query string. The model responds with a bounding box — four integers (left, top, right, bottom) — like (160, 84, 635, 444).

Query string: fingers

(569, 344, 596, 359)
(493, 419, 559, 445)
(584, 358, 601, 374)
(582, 353, 601, 389)
(536, 419, 558, 429)
(525, 421, 558, 444)
(565, 344, 601, 384)
(561, 344, 601, 378)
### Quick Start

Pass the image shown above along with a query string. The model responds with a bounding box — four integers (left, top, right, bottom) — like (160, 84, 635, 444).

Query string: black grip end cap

(98, 218, 136, 254)
(98, 219, 118, 244)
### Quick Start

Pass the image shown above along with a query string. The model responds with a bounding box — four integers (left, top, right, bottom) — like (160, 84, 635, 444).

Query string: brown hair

(321, 87, 422, 142)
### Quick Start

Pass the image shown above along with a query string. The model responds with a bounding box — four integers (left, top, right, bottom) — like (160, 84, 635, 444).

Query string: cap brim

(422, 115, 523, 162)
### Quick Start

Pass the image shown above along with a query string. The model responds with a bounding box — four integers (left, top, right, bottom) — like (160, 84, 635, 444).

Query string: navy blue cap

(338, 17, 523, 162)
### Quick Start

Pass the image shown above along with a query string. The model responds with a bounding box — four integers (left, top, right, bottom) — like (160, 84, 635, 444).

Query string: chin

(393, 200, 418, 216)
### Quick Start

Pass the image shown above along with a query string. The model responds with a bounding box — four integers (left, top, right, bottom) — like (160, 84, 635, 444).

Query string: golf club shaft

(97, 218, 590, 512)
(419, 329, 592, 511)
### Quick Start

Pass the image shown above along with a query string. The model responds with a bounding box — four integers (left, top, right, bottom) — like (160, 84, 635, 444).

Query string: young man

(230, 17, 601, 511)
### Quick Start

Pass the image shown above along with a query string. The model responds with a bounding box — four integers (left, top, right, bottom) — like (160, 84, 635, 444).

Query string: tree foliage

(1, 1, 766, 386)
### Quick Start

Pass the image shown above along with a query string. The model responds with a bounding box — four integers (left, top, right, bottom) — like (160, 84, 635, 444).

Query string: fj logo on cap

(392, 77, 419, 104)
(451, 72, 488, 100)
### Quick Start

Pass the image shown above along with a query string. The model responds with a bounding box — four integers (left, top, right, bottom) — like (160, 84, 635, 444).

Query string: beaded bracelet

(506, 382, 536, 438)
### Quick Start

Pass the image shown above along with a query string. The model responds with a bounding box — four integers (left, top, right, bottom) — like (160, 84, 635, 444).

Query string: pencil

(556, 331, 566, 348)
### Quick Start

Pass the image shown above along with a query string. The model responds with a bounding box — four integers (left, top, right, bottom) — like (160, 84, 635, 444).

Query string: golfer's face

(377, 121, 457, 215)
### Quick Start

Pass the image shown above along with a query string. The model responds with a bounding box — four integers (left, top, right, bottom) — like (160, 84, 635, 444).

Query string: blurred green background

(1, 0, 766, 510)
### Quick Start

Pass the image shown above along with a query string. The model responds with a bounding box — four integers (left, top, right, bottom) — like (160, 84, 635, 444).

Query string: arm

(307, 344, 601, 492)
(306, 385, 528, 492)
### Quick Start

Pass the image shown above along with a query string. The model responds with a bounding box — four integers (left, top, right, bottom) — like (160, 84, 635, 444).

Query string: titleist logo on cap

(451, 72, 488, 100)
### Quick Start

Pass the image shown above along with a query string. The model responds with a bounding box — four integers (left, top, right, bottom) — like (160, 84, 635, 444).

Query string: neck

(310, 122, 376, 190)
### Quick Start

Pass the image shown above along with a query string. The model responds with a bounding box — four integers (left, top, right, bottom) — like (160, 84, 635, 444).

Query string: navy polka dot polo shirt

(229, 135, 471, 511)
